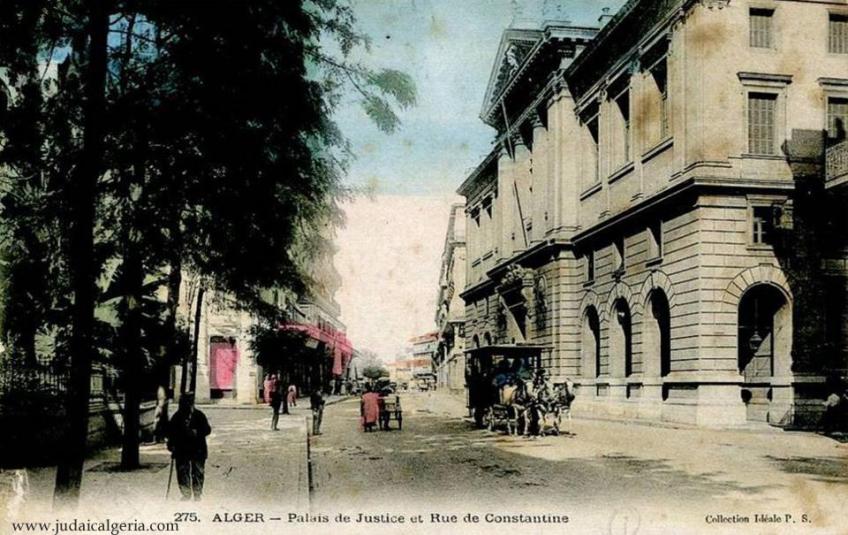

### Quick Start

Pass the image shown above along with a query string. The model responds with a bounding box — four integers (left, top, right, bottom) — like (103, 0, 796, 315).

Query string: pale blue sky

(333, 1, 625, 358)
(334, 0, 625, 196)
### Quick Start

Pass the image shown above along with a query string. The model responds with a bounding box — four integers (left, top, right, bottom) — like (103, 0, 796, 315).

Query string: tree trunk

(119, 247, 144, 470)
(189, 286, 205, 394)
(159, 254, 182, 402)
(118, 12, 145, 471)
(53, 0, 109, 509)
(165, 255, 182, 355)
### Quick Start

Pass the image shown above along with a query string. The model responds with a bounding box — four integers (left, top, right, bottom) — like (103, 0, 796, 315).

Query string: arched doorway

(582, 307, 601, 378)
(610, 299, 632, 379)
(644, 290, 671, 378)
(738, 284, 792, 423)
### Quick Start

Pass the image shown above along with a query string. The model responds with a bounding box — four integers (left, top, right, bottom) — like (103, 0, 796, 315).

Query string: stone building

(458, 0, 848, 427)
(433, 203, 467, 392)
(188, 225, 352, 404)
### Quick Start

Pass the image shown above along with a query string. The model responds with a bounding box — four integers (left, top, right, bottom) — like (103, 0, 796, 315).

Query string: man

(270, 380, 282, 431)
(822, 389, 842, 436)
(310, 389, 326, 436)
(167, 394, 211, 501)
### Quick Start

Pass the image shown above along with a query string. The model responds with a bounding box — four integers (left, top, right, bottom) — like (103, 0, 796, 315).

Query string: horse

(509, 377, 550, 437)
(486, 380, 523, 435)
(549, 381, 576, 435)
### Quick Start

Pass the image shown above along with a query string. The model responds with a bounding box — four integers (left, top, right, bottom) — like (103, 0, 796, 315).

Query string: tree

(0, 0, 414, 504)
(362, 364, 389, 381)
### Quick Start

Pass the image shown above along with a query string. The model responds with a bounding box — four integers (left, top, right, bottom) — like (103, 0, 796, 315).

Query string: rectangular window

(752, 206, 775, 245)
(749, 9, 774, 49)
(830, 14, 848, 54)
(648, 221, 663, 259)
(614, 89, 631, 164)
(587, 251, 595, 281)
(827, 97, 848, 142)
(587, 116, 600, 184)
(651, 62, 670, 140)
(748, 93, 777, 155)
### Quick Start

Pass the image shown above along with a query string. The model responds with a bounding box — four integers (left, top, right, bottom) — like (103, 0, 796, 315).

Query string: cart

(379, 395, 403, 431)
(464, 344, 551, 428)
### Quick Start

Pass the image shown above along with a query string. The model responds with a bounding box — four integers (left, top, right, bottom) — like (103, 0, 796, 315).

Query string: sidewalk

(6, 405, 310, 530)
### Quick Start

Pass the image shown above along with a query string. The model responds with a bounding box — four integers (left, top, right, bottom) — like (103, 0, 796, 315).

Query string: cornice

(571, 174, 794, 247)
(459, 278, 496, 301)
(566, 0, 725, 104)
(485, 238, 573, 280)
(456, 149, 499, 199)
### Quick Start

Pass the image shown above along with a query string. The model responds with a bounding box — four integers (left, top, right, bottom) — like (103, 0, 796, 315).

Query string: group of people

(263, 373, 328, 435)
(263, 373, 299, 431)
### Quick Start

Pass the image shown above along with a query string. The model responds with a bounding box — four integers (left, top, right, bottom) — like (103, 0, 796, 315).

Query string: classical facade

(433, 203, 467, 392)
(459, 0, 848, 427)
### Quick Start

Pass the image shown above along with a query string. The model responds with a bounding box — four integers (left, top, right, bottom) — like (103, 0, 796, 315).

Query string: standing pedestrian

(310, 389, 325, 436)
(287, 383, 298, 408)
(361, 385, 380, 432)
(270, 380, 282, 431)
(167, 394, 211, 501)
(153, 385, 169, 443)
(822, 389, 842, 436)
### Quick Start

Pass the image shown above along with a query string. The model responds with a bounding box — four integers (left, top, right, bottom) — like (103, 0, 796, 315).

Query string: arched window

(645, 290, 671, 378)
(610, 299, 632, 378)
(582, 307, 601, 378)
(737, 283, 792, 423)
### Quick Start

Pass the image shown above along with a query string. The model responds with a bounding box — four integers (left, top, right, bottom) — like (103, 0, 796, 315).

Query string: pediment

(481, 29, 543, 120)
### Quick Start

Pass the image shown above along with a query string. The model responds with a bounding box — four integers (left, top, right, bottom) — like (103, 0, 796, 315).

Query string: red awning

(281, 322, 353, 377)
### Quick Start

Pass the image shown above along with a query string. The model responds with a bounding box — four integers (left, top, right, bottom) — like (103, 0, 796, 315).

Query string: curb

(297, 414, 311, 510)
(324, 395, 351, 407)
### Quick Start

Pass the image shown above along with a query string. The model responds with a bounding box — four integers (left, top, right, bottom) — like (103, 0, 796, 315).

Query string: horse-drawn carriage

(465, 344, 575, 436)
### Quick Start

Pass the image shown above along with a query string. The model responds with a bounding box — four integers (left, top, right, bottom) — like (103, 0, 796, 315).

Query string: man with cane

(167, 393, 211, 501)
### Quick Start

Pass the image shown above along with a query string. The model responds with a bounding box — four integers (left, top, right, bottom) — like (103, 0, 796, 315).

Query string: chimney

(598, 7, 614, 28)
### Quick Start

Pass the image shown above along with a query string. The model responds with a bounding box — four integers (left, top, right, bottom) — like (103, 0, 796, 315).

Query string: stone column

(497, 143, 514, 261)
(511, 131, 531, 252)
(530, 113, 548, 243)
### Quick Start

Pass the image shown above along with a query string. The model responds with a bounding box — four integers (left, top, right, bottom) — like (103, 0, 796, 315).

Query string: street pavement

(309, 391, 848, 534)
(5, 392, 847, 535)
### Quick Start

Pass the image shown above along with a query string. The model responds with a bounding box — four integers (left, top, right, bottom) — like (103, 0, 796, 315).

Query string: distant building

(459, 0, 848, 427)
(433, 203, 467, 393)
(188, 224, 353, 404)
(388, 333, 438, 388)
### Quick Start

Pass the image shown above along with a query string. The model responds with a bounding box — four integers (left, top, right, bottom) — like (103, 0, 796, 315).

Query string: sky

(332, 1, 624, 360)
